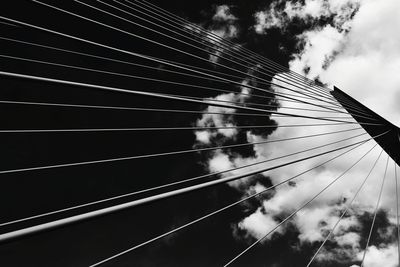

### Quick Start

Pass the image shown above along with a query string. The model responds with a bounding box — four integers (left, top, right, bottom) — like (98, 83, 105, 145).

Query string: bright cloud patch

(254, 0, 360, 33)
(238, 207, 283, 241)
(290, 25, 346, 78)
(354, 245, 398, 267)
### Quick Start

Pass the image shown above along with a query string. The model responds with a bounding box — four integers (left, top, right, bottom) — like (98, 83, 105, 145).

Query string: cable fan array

(0, 1, 398, 266)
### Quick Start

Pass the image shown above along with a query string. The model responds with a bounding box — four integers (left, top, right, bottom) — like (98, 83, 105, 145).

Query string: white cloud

(238, 207, 283, 241)
(194, 131, 212, 144)
(193, 71, 266, 190)
(295, 206, 335, 243)
(335, 231, 360, 248)
(208, 150, 234, 173)
(195, 94, 238, 141)
(213, 5, 237, 22)
(254, 0, 360, 33)
(355, 245, 398, 267)
(289, 25, 346, 79)
(254, 3, 284, 33)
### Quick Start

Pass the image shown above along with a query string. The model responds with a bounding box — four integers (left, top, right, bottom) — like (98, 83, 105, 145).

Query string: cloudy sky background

(0, 0, 400, 266)
(190, 0, 400, 266)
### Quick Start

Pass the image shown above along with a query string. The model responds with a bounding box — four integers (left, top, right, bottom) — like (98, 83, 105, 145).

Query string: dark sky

(0, 1, 388, 267)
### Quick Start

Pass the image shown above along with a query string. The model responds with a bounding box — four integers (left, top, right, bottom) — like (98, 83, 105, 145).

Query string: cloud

(294, 205, 359, 244)
(195, 94, 239, 141)
(254, 0, 360, 34)
(192, 66, 278, 189)
(289, 25, 346, 79)
(354, 244, 398, 267)
(213, 5, 237, 22)
(206, 5, 239, 63)
(237, 207, 283, 241)
(254, 2, 285, 33)
(335, 231, 360, 248)
(183, 5, 239, 64)
(208, 150, 234, 173)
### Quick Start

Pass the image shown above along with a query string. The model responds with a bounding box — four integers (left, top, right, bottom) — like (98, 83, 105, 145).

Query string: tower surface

(331, 86, 400, 165)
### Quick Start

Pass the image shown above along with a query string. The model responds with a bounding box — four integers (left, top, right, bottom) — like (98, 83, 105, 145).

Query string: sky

(0, 0, 400, 267)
